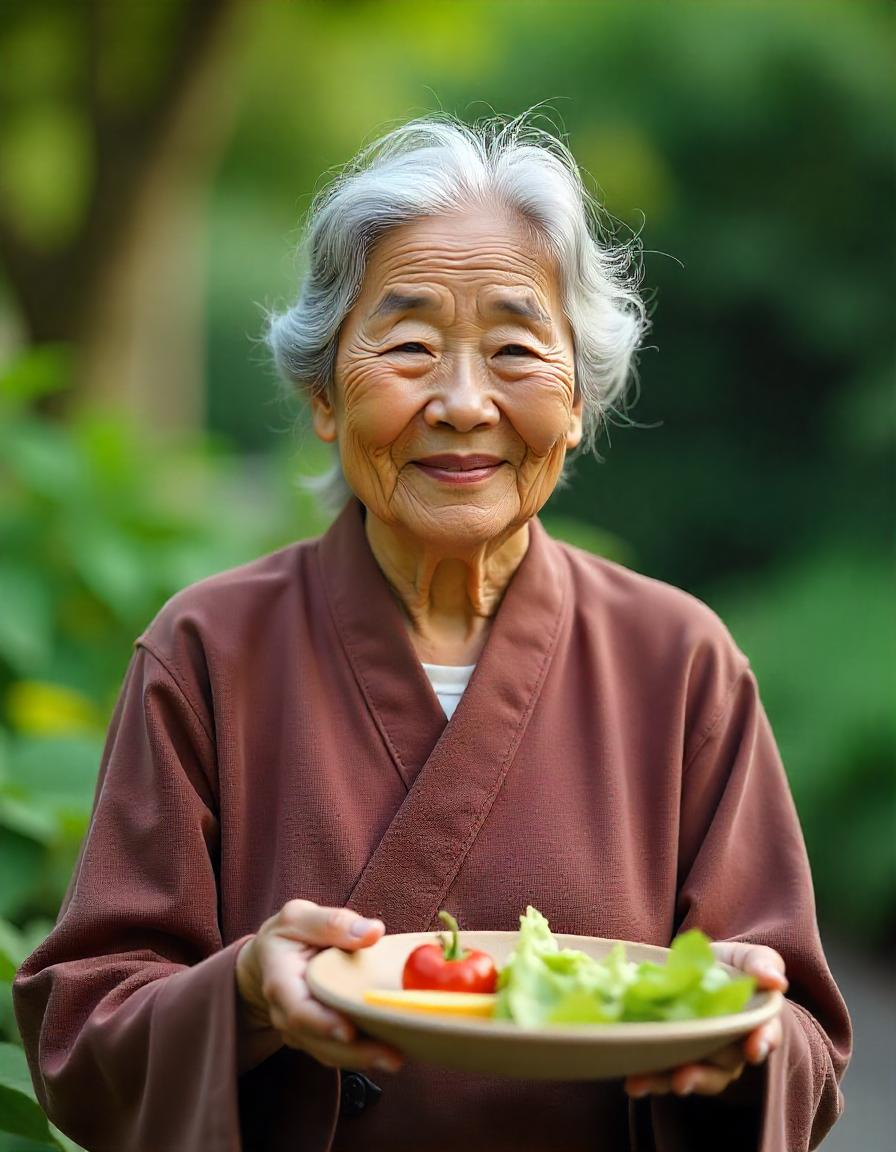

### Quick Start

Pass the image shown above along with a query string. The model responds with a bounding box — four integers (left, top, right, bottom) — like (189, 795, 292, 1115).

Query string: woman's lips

(412, 455, 504, 485)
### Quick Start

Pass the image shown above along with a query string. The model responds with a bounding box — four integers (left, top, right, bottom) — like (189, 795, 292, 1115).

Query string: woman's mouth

(412, 454, 504, 485)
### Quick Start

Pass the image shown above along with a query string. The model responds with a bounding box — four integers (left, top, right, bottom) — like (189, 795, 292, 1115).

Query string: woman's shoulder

(134, 536, 320, 676)
(548, 534, 750, 685)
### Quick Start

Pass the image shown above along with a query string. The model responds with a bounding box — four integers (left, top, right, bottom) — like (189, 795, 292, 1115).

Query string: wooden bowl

(306, 931, 783, 1081)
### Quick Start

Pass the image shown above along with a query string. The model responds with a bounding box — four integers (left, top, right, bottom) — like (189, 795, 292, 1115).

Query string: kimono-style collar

(317, 500, 570, 930)
(317, 499, 568, 787)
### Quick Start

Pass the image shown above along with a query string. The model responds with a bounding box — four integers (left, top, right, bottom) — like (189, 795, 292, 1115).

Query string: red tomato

(402, 911, 498, 994)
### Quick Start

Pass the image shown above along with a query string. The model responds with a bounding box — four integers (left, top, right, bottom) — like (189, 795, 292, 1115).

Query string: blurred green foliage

(718, 552, 896, 938)
(0, 351, 328, 1144)
(0, 351, 329, 929)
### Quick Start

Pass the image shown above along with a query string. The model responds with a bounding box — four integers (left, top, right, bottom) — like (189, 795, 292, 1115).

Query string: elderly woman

(14, 116, 849, 1152)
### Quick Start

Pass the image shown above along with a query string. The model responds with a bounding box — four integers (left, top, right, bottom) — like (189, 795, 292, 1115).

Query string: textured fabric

(421, 661, 476, 719)
(13, 500, 850, 1151)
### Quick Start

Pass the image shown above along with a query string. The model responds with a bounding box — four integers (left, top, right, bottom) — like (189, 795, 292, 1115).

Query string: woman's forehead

(368, 208, 546, 270)
(358, 210, 561, 323)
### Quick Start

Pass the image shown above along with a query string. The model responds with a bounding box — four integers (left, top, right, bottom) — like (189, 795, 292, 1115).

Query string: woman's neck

(364, 513, 530, 665)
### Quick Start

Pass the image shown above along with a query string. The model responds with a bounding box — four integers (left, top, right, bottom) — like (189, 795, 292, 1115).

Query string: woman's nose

(423, 356, 500, 431)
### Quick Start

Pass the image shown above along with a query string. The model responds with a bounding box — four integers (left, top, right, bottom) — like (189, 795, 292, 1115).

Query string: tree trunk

(73, 7, 243, 435)
(0, 0, 244, 434)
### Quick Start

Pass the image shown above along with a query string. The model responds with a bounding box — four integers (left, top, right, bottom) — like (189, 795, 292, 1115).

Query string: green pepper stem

(437, 910, 467, 961)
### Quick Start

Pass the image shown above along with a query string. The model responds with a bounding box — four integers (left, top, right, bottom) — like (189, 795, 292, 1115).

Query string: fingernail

(754, 1040, 769, 1063)
(331, 1025, 351, 1043)
(677, 1080, 694, 1097)
(760, 966, 787, 989)
(350, 918, 377, 938)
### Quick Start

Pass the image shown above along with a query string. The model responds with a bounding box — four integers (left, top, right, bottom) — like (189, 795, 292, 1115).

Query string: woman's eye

(496, 344, 536, 358)
(388, 342, 430, 354)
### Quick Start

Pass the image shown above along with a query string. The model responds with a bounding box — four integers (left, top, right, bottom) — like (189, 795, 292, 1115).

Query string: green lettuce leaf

(496, 908, 756, 1027)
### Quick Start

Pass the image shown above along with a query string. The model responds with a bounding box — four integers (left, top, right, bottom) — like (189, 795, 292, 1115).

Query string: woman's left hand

(624, 941, 788, 1099)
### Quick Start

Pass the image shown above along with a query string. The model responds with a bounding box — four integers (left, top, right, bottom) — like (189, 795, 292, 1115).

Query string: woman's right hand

(235, 899, 404, 1074)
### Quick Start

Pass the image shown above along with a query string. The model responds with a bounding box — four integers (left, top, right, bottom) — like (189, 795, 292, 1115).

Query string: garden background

(0, 2, 892, 1148)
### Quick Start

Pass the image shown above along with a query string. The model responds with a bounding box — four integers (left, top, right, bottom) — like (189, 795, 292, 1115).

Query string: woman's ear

(310, 391, 338, 443)
(565, 394, 584, 450)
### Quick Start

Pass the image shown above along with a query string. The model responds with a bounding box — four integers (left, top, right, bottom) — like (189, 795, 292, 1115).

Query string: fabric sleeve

(11, 644, 257, 1152)
(646, 664, 851, 1152)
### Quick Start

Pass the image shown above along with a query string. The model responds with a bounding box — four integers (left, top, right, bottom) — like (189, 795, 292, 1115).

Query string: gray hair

(265, 111, 648, 512)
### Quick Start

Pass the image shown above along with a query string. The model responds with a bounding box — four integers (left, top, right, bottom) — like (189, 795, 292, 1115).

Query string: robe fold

(13, 500, 850, 1151)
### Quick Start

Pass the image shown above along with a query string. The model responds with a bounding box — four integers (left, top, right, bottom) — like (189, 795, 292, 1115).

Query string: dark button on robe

(13, 500, 851, 1151)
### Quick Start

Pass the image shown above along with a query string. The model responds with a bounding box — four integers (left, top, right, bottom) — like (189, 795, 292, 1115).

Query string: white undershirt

(421, 662, 476, 720)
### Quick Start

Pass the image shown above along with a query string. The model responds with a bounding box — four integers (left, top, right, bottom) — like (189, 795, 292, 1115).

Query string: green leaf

(14, 923, 54, 962)
(0, 919, 52, 985)
(0, 568, 53, 677)
(624, 960, 698, 1005)
(667, 928, 716, 973)
(547, 990, 619, 1024)
(5, 738, 101, 814)
(0, 796, 59, 848)
(0, 1134, 63, 1151)
(0, 920, 23, 982)
(61, 520, 154, 623)
(47, 1125, 85, 1152)
(0, 833, 44, 920)
(0, 347, 72, 409)
(541, 516, 633, 566)
(0, 983, 17, 1051)
(692, 976, 755, 1017)
(497, 908, 757, 1026)
(0, 1043, 57, 1143)
(0, 954, 15, 985)
(0, 422, 85, 506)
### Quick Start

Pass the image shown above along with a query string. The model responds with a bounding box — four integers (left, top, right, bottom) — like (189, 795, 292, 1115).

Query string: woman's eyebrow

(371, 291, 438, 318)
(484, 296, 551, 326)
(368, 288, 551, 332)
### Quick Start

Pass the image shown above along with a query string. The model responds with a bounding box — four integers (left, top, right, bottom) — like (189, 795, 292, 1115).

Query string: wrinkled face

(312, 206, 582, 550)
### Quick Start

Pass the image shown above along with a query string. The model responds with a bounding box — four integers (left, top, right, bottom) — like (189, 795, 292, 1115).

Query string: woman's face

(312, 206, 581, 550)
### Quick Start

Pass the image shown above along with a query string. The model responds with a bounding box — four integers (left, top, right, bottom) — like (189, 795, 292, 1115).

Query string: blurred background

(0, 1, 892, 1148)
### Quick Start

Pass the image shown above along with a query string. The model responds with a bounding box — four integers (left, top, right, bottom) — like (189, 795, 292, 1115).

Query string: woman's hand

(235, 899, 404, 1075)
(624, 941, 787, 1099)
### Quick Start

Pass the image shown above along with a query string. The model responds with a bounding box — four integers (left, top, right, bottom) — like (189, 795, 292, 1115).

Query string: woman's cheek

(513, 443, 565, 516)
(339, 416, 403, 504)
(502, 374, 575, 457)
(507, 375, 577, 517)
(339, 362, 421, 450)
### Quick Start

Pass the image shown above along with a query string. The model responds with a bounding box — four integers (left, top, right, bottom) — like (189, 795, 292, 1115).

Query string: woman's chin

(385, 497, 524, 552)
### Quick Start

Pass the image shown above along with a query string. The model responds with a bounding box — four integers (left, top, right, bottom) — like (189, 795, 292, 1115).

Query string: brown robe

(13, 500, 850, 1152)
